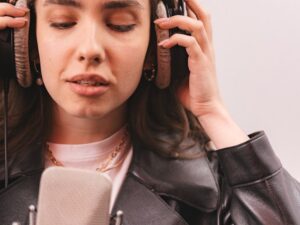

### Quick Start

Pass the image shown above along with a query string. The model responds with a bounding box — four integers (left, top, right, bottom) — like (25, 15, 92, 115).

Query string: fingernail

(154, 18, 169, 24)
(15, 18, 28, 25)
(21, 8, 30, 12)
(158, 39, 169, 46)
(17, 7, 30, 12)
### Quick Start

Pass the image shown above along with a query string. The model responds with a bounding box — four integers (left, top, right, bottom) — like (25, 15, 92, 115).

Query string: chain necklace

(46, 130, 129, 173)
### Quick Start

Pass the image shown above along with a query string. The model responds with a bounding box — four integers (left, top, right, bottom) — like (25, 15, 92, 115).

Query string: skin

(0, 0, 248, 149)
(0, 3, 28, 29)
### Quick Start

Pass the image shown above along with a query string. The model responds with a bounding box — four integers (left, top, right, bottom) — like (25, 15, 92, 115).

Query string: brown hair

(0, 0, 209, 164)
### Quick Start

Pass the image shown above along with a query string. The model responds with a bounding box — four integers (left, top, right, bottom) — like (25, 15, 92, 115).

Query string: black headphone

(0, 0, 189, 188)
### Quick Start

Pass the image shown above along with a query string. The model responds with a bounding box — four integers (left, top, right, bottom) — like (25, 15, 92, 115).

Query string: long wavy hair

(0, 0, 209, 165)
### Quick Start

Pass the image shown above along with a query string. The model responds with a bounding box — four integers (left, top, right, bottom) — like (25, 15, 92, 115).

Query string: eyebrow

(43, 0, 144, 10)
(43, 0, 81, 8)
(103, 0, 144, 10)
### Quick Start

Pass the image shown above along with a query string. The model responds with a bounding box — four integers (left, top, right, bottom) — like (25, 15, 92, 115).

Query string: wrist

(196, 101, 229, 121)
(197, 105, 249, 150)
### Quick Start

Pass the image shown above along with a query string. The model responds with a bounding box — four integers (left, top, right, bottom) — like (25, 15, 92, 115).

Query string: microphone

(35, 167, 112, 225)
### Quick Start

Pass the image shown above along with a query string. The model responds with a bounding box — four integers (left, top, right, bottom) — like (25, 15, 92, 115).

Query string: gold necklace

(46, 130, 129, 173)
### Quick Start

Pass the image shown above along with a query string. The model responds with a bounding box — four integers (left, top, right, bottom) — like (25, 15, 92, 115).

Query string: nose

(76, 23, 105, 66)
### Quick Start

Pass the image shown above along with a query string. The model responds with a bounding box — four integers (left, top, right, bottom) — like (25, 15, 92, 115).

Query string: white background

(201, 0, 300, 180)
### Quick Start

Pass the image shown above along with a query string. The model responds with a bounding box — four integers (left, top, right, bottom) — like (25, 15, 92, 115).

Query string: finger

(187, 5, 197, 19)
(184, 0, 213, 42)
(0, 16, 27, 29)
(158, 33, 204, 59)
(154, 15, 211, 55)
(0, 3, 29, 17)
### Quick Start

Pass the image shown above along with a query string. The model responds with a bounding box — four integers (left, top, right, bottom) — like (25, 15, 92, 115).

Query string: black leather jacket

(0, 131, 300, 225)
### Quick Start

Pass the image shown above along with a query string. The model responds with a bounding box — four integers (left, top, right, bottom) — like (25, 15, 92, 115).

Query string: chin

(75, 110, 109, 119)
(62, 105, 109, 120)
(56, 99, 126, 122)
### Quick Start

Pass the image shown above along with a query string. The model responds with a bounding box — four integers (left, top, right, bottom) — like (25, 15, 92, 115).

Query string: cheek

(37, 35, 61, 68)
(36, 19, 71, 73)
(110, 32, 150, 86)
(36, 33, 69, 87)
(110, 44, 147, 95)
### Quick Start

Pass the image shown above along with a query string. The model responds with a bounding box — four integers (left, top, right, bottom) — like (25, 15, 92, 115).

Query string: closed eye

(50, 22, 76, 29)
(107, 23, 136, 32)
(49, 22, 136, 32)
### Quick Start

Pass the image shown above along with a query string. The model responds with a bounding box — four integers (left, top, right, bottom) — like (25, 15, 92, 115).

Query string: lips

(66, 73, 110, 96)
(72, 80, 104, 86)
(67, 73, 110, 86)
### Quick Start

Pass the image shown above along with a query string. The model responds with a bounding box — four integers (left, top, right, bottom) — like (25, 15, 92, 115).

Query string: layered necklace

(46, 129, 129, 173)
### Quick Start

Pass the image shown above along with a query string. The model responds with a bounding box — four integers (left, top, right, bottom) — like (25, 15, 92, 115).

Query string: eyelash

(50, 22, 76, 29)
(107, 23, 136, 32)
(50, 22, 136, 32)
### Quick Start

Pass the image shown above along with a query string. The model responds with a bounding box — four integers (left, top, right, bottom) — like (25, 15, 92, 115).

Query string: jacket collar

(0, 142, 45, 183)
(125, 138, 219, 212)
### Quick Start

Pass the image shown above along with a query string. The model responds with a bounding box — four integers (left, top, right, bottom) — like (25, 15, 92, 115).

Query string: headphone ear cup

(0, 28, 15, 81)
(155, 0, 171, 89)
(155, 0, 189, 89)
(13, 0, 32, 87)
(172, 0, 188, 16)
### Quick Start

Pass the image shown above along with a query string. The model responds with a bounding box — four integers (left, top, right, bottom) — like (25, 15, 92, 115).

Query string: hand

(154, 0, 249, 149)
(154, 0, 222, 118)
(0, 2, 28, 30)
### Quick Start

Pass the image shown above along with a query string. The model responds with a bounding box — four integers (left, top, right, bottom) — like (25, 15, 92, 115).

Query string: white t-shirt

(45, 126, 133, 212)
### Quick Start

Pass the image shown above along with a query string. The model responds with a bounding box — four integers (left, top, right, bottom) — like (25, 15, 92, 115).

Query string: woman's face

(35, 0, 150, 121)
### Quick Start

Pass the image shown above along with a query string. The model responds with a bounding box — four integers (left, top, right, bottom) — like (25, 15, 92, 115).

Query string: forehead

(40, 0, 149, 10)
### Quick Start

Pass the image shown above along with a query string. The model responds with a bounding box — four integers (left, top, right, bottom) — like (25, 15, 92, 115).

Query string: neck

(48, 105, 127, 144)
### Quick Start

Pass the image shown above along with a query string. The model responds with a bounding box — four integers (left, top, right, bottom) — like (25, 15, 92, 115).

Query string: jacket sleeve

(216, 131, 300, 225)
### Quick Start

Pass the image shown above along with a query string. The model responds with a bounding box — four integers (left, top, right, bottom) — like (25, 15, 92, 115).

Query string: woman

(0, 0, 299, 224)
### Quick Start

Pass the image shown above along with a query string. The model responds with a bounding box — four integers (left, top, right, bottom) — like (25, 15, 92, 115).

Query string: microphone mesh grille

(36, 167, 112, 225)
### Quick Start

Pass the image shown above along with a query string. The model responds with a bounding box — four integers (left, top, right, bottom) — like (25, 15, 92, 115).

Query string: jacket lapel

(128, 138, 219, 212)
(110, 139, 219, 225)
(0, 171, 42, 225)
(111, 174, 188, 225)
